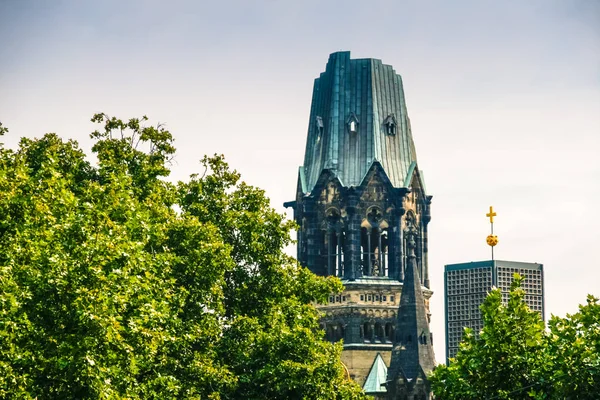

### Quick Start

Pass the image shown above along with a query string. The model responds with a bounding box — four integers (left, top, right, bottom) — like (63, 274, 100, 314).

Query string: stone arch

(329, 322, 344, 342)
(326, 324, 335, 341)
(322, 207, 344, 277)
(385, 322, 395, 343)
(359, 206, 391, 277)
(362, 321, 374, 343)
(374, 322, 385, 343)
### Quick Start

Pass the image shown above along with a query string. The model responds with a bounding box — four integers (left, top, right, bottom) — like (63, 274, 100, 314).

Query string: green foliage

(0, 121, 8, 138)
(0, 116, 365, 399)
(431, 276, 600, 399)
(546, 295, 600, 399)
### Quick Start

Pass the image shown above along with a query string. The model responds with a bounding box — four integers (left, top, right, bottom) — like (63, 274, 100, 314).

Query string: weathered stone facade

(319, 278, 433, 386)
(285, 51, 436, 398)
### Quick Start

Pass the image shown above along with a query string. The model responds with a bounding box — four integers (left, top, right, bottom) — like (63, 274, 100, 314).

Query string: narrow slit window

(316, 116, 324, 137)
(347, 113, 359, 134)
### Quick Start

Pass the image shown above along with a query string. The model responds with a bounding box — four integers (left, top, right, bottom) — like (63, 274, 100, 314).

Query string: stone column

(336, 229, 342, 277)
(389, 208, 404, 281)
(304, 202, 324, 275)
(417, 224, 423, 285)
(344, 192, 361, 280)
(423, 196, 432, 288)
(366, 229, 372, 275)
(327, 229, 333, 276)
(397, 207, 406, 281)
(377, 227, 383, 276)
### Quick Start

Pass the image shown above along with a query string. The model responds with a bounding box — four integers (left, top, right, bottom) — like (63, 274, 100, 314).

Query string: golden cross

(486, 206, 497, 223)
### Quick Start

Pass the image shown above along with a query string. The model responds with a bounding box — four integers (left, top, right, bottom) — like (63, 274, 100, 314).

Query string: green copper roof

(363, 353, 388, 393)
(302, 51, 418, 192)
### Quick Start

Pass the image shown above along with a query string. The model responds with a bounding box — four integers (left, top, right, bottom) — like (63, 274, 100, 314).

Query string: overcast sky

(1, 0, 599, 363)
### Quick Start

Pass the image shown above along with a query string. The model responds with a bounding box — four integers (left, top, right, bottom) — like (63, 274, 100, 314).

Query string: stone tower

(284, 51, 434, 392)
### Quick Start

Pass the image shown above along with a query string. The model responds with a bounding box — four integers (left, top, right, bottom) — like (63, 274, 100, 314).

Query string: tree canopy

(0, 115, 365, 399)
(431, 276, 600, 399)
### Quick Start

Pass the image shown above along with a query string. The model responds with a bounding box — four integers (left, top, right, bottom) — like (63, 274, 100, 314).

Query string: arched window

(361, 226, 390, 276)
(326, 324, 334, 342)
(383, 114, 397, 136)
(336, 323, 345, 342)
(363, 322, 373, 343)
(374, 322, 383, 343)
(385, 323, 394, 343)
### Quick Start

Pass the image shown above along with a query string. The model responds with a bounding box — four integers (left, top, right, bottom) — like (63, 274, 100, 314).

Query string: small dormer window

(347, 113, 359, 134)
(383, 114, 397, 136)
(386, 123, 395, 135)
(316, 116, 324, 136)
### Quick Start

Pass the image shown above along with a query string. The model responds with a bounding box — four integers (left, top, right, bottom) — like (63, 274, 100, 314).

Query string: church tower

(285, 51, 435, 393)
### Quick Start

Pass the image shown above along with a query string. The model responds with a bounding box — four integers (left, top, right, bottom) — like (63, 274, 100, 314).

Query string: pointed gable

(386, 224, 436, 394)
(363, 353, 388, 394)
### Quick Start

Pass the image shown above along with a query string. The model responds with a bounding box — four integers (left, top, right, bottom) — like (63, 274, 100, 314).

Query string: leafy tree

(431, 276, 600, 400)
(545, 295, 600, 399)
(0, 115, 365, 399)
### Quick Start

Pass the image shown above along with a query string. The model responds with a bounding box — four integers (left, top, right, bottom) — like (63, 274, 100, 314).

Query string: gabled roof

(310, 168, 346, 197)
(363, 353, 388, 394)
(403, 161, 428, 196)
(358, 160, 396, 193)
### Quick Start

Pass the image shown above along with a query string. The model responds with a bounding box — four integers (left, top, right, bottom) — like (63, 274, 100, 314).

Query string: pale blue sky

(1, 0, 599, 363)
